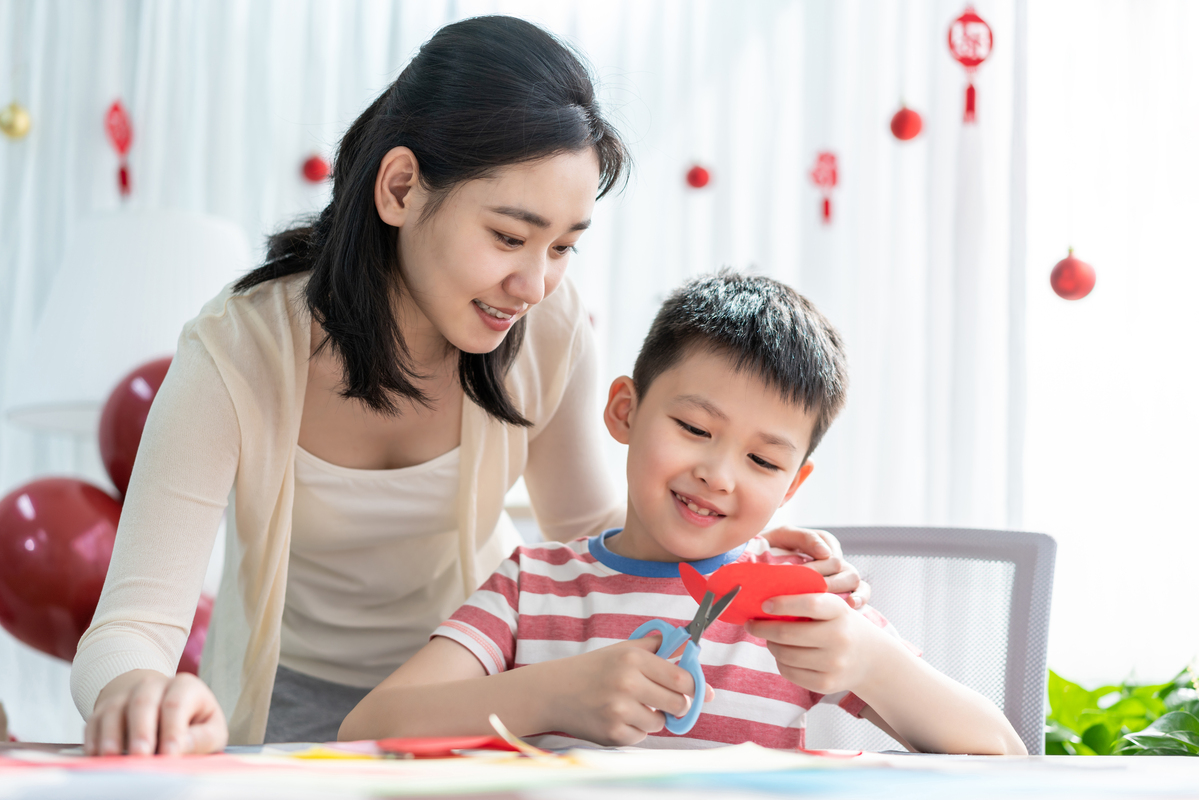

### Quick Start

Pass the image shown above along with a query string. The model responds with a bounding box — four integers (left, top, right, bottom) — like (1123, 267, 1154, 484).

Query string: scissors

(627, 585, 742, 734)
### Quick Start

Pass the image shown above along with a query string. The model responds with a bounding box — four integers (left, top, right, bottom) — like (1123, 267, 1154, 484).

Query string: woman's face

(392, 149, 601, 356)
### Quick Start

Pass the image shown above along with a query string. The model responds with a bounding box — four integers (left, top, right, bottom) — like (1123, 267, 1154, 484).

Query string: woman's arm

(72, 340, 239, 755)
(523, 321, 624, 542)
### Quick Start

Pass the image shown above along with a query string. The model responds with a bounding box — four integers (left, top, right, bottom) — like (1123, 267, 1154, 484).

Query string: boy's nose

(694, 455, 735, 493)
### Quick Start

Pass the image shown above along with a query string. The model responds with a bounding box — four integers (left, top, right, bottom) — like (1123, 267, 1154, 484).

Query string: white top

(71, 274, 625, 744)
(281, 445, 512, 688)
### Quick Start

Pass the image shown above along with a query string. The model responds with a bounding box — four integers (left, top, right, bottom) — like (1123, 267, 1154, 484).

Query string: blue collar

(588, 529, 747, 578)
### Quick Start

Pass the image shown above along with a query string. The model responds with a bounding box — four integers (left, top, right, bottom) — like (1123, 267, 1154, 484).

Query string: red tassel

(964, 82, 977, 123)
(118, 162, 130, 196)
(822, 197, 831, 224)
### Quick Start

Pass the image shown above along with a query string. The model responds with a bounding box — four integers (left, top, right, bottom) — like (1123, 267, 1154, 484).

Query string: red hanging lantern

(685, 164, 711, 189)
(809, 151, 838, 224)
(890, 105, 924, 141)
(947, 7, 993, 124)
(104, 100, 133, 196)
(1050, 247, 1096, 300)
(302, 154, 331, 183)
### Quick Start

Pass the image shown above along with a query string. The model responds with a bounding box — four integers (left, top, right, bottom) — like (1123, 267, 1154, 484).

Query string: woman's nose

(503, 253, 547, 307)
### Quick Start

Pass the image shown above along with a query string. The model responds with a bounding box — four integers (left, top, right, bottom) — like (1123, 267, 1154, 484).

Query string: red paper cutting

(679, 561, 827, 626)
(376, 735, 519, 758)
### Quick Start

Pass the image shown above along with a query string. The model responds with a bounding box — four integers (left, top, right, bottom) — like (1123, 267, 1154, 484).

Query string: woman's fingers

(125, 678, 169, 755)
(97, 700, 127, 756)
(157, 674, 225, 754)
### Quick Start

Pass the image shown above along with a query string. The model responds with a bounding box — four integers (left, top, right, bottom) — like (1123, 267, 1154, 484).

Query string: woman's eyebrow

(488, 205, 591, 232)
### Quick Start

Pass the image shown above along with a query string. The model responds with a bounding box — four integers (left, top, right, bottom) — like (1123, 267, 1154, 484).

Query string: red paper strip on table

(947, 7, 992, 124)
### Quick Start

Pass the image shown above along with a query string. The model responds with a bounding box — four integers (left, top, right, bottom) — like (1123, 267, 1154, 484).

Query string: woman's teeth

(674, 492, 720, 517)
(475, 300, 513, 320)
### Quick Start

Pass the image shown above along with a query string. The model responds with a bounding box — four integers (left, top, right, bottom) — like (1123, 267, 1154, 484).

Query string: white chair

(805, 526, 1057, 755)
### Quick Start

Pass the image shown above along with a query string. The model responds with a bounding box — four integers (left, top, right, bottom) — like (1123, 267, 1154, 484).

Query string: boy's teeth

(676, 492, 714, 516)
(475, 300, 513, 320)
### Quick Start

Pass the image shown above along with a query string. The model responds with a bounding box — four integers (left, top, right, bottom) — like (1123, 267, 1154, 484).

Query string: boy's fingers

(760, 526, 833, 560)
(760, 592, 842, 621)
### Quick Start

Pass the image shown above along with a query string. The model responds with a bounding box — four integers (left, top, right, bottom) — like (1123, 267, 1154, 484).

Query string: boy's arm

(338, 634, 708, 746)
(748, 597, 1027, 755)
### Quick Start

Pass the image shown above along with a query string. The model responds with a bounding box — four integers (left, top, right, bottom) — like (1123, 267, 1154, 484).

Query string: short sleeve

(431, 550, 523, 675)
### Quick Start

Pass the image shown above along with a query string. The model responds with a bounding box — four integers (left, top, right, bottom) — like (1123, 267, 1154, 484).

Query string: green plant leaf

(1081, 722, 1115, 755)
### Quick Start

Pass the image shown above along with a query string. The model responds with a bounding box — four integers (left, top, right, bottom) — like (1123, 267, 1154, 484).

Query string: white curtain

(27, 0, 1193, 744)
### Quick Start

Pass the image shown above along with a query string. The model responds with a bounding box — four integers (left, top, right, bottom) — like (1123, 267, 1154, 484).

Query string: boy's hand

(759, 526, 871, 608)
(544, 634, 715, 747)
(746, 594, 895, 696)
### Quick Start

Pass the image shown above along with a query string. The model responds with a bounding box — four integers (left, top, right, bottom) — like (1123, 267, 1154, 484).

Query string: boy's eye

(749, 454, 781, 471)
(493, 231, 524, 248)
(673, 419, 709, 438)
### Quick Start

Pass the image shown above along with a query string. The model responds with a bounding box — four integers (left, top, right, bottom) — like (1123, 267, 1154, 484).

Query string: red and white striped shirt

(433, 530, 901, 750)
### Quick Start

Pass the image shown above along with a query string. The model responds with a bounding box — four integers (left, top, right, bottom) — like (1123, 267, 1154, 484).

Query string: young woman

(71, 16, 867, 755)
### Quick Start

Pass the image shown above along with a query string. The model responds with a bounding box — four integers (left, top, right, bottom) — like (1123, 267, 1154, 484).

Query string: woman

(72, 16, 866, 755)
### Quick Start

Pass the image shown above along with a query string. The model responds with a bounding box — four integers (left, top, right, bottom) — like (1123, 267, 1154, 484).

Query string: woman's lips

(473, 299, 518, 331)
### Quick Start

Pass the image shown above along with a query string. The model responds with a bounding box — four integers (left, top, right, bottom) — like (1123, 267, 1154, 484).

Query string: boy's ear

(603, 376, 637, 445)
(375, 146, 422, 227)
(780, 461, 815, 506)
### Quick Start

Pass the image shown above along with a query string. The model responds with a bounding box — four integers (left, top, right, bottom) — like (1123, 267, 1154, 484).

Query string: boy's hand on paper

(546, 634, 714, 747)
(759, 526, 871, 608)
(85, 669, 227, 756)
(745, 594, 894, 696)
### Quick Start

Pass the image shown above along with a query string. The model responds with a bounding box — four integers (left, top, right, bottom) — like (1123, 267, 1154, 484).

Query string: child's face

(604, 348, 818, 562)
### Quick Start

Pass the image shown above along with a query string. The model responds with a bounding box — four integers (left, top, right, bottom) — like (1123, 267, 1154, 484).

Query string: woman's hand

(84, 669, 228, 756)
(543, 635, 714, 747)
(760, 526, 871, 608)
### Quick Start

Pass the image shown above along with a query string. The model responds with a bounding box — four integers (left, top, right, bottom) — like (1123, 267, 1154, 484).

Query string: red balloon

(177, 594, 214, 675)
(686, 165, 711, 188)
(1050, 248, 1097, 300)
(99, 357, 172, 497)
(302, 155, 331, 183)
(0, 478, 121, 661)
(890, 106, 923, 141)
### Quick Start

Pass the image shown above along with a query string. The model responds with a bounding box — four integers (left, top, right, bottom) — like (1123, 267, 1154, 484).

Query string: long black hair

(236, 16, 628, 426)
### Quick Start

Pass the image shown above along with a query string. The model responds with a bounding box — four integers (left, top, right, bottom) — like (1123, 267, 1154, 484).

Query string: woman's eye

(749, 454, 781, 471)
(493, 231, 524, 248)
(552, 244, 579, 256)
(674, 419, 709, 438)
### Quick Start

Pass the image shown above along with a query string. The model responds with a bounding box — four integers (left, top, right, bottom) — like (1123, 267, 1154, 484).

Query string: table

(2, 742, 1196, 799)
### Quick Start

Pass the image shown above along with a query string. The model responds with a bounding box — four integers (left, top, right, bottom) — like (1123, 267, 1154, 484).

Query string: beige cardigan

(71, 273, 623, 744)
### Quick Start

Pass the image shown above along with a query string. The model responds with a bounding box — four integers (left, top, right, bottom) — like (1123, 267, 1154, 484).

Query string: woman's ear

(603, 376, 637, 445)
(781, 461, 815, 506)
(375, 147, 422, 227)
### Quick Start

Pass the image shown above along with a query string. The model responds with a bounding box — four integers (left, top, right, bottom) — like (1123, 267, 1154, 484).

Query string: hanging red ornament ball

(1050, 248, 1096, 300)
(890, 106, 923, 141)
(302, 155, 331, 183)
(686, 165, 711, 189)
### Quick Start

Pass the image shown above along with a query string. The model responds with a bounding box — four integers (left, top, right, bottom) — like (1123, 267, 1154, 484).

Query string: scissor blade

(690, 585, 742, 644)
(686, 592, 715, 641)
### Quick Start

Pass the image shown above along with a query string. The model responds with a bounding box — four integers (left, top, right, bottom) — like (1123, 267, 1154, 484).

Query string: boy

(340, 273, 1025, 754)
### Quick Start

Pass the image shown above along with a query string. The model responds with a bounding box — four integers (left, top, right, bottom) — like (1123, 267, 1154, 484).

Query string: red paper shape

(679, 561, 826, 626)
(809, 151, 838, 224)
(377, 735, 519, 758)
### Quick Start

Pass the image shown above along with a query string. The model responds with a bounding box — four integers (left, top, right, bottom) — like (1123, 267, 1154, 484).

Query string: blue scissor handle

(628, 619, 707, 734)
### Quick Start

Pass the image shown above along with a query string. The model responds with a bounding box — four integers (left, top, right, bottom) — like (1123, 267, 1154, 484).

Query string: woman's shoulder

(181, 273, 310, 359)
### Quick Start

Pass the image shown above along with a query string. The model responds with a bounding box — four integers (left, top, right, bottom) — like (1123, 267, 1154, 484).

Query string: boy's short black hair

(632, 271, 848, 460)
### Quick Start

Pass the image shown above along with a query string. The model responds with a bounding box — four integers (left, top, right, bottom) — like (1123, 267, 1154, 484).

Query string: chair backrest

(803, 526, 1056, 755)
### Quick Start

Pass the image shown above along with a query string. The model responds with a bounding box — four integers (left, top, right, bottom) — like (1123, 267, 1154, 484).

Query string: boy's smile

(603, 348, 818, 563)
